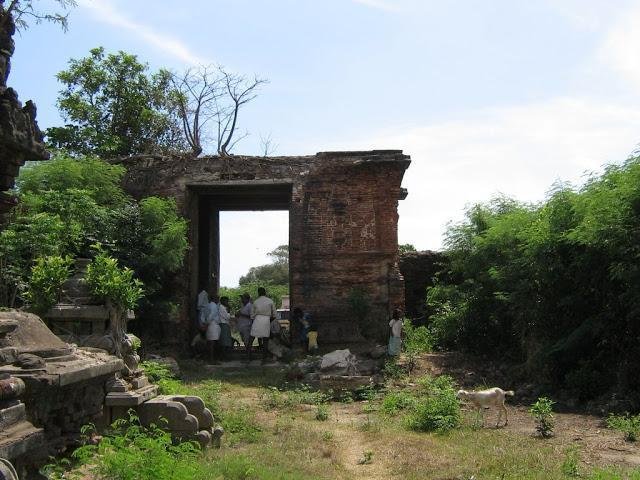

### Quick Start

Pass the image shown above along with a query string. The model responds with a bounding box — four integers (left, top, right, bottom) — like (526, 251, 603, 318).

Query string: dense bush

(44, 413, 203, 480)
(403, 318, 433, 355)
(25, 255, 72, 314)
(427, 156, 640, 401)
(1, 155, 187, 327)
(405, 375, 461, 433)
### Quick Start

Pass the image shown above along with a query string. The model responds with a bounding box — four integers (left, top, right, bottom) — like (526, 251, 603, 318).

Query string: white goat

(456, 387, 514, 427)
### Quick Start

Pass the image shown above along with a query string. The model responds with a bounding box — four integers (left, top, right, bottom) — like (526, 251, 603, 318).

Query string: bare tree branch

(260, 132, 278, 157)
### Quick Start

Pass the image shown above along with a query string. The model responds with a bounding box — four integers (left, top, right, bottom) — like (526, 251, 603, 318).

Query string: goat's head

(456, 389, 469, 400)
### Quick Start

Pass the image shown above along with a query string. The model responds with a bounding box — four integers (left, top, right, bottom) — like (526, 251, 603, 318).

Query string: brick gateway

(118, 150, 410, 345)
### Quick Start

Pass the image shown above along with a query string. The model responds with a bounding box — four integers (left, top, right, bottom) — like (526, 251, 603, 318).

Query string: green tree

(1, 0, 76, 32)
(239, 245, 289, 286)
(399, 243, 417, 255)
(46, 47, 185, 157)
(2, 154, 188, 325)
(427, 156, 640, 402)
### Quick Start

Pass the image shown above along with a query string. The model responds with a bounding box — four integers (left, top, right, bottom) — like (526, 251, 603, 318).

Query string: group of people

(194, 285, 404, 362)
(194, 286, 278, 363)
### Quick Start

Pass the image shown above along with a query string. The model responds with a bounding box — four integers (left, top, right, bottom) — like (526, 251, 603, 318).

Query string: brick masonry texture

(117, 151, 410, 344)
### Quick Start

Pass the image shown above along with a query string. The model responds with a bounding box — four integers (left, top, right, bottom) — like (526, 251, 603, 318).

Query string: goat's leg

(503, 405, 508, 426)
(495, 407, 502, 428)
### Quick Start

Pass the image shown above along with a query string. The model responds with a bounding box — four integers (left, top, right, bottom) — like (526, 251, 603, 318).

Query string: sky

(10, 0, 640, 285)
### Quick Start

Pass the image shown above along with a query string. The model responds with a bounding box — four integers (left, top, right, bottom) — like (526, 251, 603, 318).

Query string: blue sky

(10, 0, 640, 285)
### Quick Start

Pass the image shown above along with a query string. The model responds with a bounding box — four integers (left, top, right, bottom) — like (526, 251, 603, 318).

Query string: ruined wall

(399, 250, 447, 321)
(118, 151, 410, 344)
(0, 9, 48, 216)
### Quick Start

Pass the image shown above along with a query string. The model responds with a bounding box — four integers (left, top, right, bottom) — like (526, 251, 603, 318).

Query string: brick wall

(118, 151, 410, 344)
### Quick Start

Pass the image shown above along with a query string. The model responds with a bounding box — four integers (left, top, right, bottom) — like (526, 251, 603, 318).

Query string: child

(306, 313, 318, 353)
(387, 308, 403, 356)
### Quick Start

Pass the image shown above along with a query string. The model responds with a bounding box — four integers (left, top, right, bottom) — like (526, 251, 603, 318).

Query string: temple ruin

(118, 150, 411, 344)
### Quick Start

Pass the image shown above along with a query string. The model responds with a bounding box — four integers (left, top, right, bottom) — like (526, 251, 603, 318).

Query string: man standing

(250, 287, 276, 363)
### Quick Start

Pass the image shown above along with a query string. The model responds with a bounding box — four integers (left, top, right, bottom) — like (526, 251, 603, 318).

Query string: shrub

(403, 318, 433, 354)
(315, 404, 329, 421)
(86, 249, 144, 312)
(562, 445, 580, 477)
(607, 413, 640, 442)
(25, 255, 72, 313)
(530, 397, 555, 438)
(383, 357, 408, 380)
(43, 413, 203, 480)
(380, 390, 415, 416)
(405, 375, 461, 433)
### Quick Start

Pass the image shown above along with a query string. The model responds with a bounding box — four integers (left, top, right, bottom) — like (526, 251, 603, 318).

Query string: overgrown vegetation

(607, 413, 640, 442)
(25, 255, 72, 314)
(427, 156, 640, 403)
(0, 155, 187, 328)
(44, 413, 202, 480)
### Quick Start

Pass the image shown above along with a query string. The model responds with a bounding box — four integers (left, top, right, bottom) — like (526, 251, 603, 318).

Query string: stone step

(0, 403, 25, 431)
(0, 420, 45, 461)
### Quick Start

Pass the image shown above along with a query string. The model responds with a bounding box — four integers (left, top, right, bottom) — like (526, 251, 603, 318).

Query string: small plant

(221, 406, 262, 445)
(383, 358, 407, 380)
(25, 255, 72, 313)
(86, 247, 144, 312)
(381, 390, 415, 416)
(315, 404, 329, 421)
(339, 390, 354, 403)
(561, 445, 580, 477)
(321, 431, 334, 441)
(530, 396, 555, 438)
(357, 450, 374, 465)
(607, 413, 640, 442)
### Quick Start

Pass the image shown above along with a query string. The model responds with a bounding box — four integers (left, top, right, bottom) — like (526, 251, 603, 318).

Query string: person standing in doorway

(206, 294, 221, 363)
(250, 287, 276, 363)
(218, 296, 233, 360)
(236, 293, 253, 359)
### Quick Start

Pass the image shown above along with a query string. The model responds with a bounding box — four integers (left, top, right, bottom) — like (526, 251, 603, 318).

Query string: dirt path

(329, 403, 394, 480)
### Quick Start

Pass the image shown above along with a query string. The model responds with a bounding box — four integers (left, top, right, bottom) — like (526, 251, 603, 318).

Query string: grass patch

(607, 413, 640, 442)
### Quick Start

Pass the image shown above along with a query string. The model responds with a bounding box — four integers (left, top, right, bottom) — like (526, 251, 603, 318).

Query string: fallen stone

(320, 349, 359, 375)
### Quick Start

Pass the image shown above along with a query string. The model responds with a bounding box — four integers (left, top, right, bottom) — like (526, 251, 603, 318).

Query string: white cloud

(351, 0, 402, 13)
(77, 0, 209, 65)
(598, 3, 640, 89)
(320, 97, 640, 251)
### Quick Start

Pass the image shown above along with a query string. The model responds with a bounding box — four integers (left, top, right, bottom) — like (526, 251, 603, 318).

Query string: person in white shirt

(250, 287, 276, 363)
(236, 293, 253, 359)
(190, 287, 211, 353)
(206, 295, 221, 363)
(218, 296, 233, 359)
(388, 308, 403, 356)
